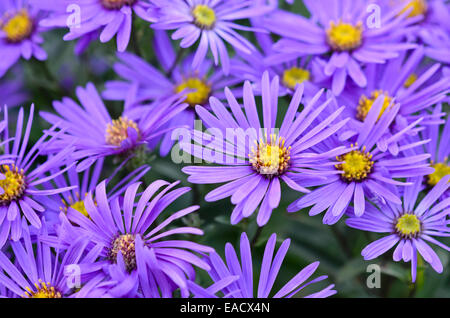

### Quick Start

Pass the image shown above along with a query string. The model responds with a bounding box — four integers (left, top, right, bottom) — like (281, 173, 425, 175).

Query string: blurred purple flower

(335, 47, 450, 154)
(0, 74, 28, 108)
(0, 0, 48, 77)
(152, 0, 273, 74)
(418, 105, 450, 198)
(103, 31, 244, 156)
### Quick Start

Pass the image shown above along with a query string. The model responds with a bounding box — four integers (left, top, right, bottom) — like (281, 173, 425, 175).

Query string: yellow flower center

(70, 200, 89, 218)
(60, 193, 92, 220)
(23, 280, 62, 298)
(101, 0, 136, 10)
(326, 21, 363, 51)
(282, 67, 311, 90)
(175, 77, 211, 107)
(0, 164, 26, 205)
(395, 213, 421, 238)
(427, 162, 450, 187)
(108, 234, 137, 272)
(336, 147, 374, 182)
(356, 90, 393, 122)
(404, 73, 418, 88)
(105, 117, 140, 147)
(192, 4, 216, 29)
(399, 0, 427, 18)
(1, 10, 33, 43)
(249, 134, 291, 177)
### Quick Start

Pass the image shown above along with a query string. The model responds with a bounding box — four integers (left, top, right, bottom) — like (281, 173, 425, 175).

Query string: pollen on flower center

(0, 164, 26, 205)
(336, 147, 374, 182)
(249, 134, 291, 177)
(23, 280, 62, 298)
(101, 0, 136, 10)
(395, 213, 421, 238)
(427, 161, 450, 186)
(105, 116, 140, 147)
(282, 67, 311, 90)
(399, 0, 427, 18)
(70, 200, 88, 217)
(192, 4, 216, 29)
(108, 234, 137, 272)
(404, 73, 418, 88)
(356, 90, 393, 122)
(175, 77, 211, 107)
(60, 193, 91, 219)
(1, 10, 33, 43)
(326, 21, 363, 51)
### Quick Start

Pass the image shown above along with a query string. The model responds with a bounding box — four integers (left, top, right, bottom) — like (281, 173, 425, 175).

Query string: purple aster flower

(40, 83, 188, 171)
(335, 47, 450, 153)
(38, 159, 150, 227)
(45, 179, 214, 298)
(346, 175, 450, 282)
(181, 72, 349, 226)
(382, 0, 450, 64)
(0, 105, 75, 247)
(32, 0, 158, 53)
(102, 31, 244, 156)
(73, 257, 140, 298)
(0, 220, 92, 298)
(188, 232, 337, 298)
(421, 26, 450, 64)
(231, 23, 321, 101)
(233, 53, 321, 99)
(288, 95, 434, 225)
(0, 0, 48, 77)
(262, 0, 418, 95)
(151, 0, 273, 74)
(418, 105, 450, 197)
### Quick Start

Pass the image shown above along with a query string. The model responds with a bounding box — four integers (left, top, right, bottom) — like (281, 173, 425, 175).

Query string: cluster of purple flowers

(0, 0, 449, 298)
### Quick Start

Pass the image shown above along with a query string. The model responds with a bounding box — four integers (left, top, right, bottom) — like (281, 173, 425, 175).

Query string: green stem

(167, 48, 186, 78)
(250, 226, 263, 249)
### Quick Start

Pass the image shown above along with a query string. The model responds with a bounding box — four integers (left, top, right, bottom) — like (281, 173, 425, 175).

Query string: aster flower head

(74, 256, 140, 298)
(0, 105, 75, 247)
(152, 0, 273, 75)
(347, 175, 450, 282)
(188, 232, 337, 298)
(263, 0, 418, 95)
(40, 83, 188, 171)
(103, 31, 244, 156)
(38, 159, 150, 226)
(231, 25, 321, 101)
(288, 95, 434, 225)
(383, 0, 450, 63)
(32, 0, 158, 53)
(181, 71, 350, 226)
(0, 0, 48, 77)
(336, 47, 450, 151)
(49, 179, 214, 298)
(0, 220, 92, 298)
